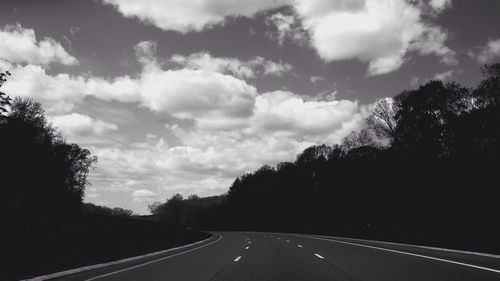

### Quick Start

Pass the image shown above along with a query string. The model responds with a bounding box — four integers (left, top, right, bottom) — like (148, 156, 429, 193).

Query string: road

(53, 231, 500, 281)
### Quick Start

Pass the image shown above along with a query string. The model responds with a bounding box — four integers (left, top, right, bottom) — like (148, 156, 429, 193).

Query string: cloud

(138, 66, 258, 123)
(2, 63, 139, 114)
(410, 76, 420, 87)
(134, 40, 157, 66)
(4, 40, 371, 214)
(429, 0, 452, 13)
(410, 25, 457, 65)
(133, 189, 157, 197)
(4, 65, 259, 127)
(265, 11, 308, 45)
(310, 76, 324, 83)
(251, 90, 365, 139)
(101, 0, 290, 33)
(132, 189, 158, 202)
(433, 70, 453, 81)
(3, 64, 87, 113)
(51, 113, 118, 136)
(70, 26, 80, 35)
(258, 57, 293, 76)
(101, 1, 455, 76)
(171, 51, 293, 78)
(0, 23, 77, 65)
(293, 0, 456, 75)
(468, 38, 500, 64)
(87, 88, 368, 212)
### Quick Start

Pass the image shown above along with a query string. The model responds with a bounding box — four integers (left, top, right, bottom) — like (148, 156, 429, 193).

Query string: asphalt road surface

(53, 231, 500, 281)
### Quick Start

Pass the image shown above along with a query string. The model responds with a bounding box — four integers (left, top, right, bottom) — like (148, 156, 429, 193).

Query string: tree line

(149, 63, 500, 253)
(2, 71, 206, 281)
(1, 71, 137, 223)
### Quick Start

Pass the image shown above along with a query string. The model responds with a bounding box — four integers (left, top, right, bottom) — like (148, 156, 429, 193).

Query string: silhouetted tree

(367, 98, 397, 142)
(157, 63, 500, 254)
(1, 94, 97, 220)
(111, 207, 134, 217)
(0, 71, 12, 121)
(341, 128, 376, 152)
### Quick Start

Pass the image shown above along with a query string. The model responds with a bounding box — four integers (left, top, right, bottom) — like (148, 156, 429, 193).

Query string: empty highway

(51, 232, 500, 281)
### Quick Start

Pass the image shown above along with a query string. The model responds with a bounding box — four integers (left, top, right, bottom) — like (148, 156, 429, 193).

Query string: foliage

(0, 71, 12, 120)
(82, 203, 135, 218)
(150, 63, 500, 253)
(1, 73, 97, 221)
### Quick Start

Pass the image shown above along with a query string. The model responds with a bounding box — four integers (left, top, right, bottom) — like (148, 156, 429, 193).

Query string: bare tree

(341, 128, 376, 152)
(367, 98, 397, 141)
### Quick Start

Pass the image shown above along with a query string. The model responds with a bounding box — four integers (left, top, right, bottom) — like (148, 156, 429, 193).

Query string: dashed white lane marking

(298, 245, 303, 248)
(248, 241, 251, 244)
(286, 240, 290, 243)
(245, 246, 250, 250)
(315, 254, 324, 259)
(297, 235, 500, 275)
(234, 256, 242, 262)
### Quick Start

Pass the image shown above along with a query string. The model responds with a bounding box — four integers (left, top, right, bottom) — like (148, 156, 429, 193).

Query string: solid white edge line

(21, 235, 217, 281)
(297, 234, 500, 274)
(84, 234, 223, 281)
(315, 254, 324, 259)
(312, 234, 500, 259)
(234, 256, 242, 262)
(251, 231, 500, 259)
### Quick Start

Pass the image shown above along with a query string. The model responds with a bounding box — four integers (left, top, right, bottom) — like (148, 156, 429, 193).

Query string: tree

(0, 71, 12, 121)
(148, 201, 163, 215)
(367, 98, 397, 142)
(474, 63, 500, 108)
(1, 97, 97, 219)
(341, 128, 376, 152)
(111, 207, 134, 217)
(296, 144, 333, 165)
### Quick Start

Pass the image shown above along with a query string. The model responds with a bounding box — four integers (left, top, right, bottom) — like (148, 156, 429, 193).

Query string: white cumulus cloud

(429, 0, 452, 13)
(0, 23, 77, 65)
(293, 0, 455, 75)
(171, 51, 293, 78)
(51, 113, 118, 136)
(101, 1, 455, 76)
(101, 0, 290, 33)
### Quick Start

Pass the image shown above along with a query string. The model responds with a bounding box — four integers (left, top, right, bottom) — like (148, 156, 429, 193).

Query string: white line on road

(84, 235, 223, 280)
(248, 241, 251, 244)
(297, 234, 500, 274)
(245, 246, 249, 250)
(315, 254, 324, 259)
(234, 256, 242, 262)
(286, 240, 290, 242)
(298, 244, 303, 248)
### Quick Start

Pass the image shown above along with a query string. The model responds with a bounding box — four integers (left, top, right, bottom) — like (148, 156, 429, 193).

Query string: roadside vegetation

(1, 71, 209, 281)
(149, 63, 500, 254)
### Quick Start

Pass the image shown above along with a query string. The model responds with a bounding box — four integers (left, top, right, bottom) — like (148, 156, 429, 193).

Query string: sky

(1, 0, 499, 214)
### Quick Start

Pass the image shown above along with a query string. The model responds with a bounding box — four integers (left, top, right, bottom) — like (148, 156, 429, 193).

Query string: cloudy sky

(1, 0, 499, 214)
